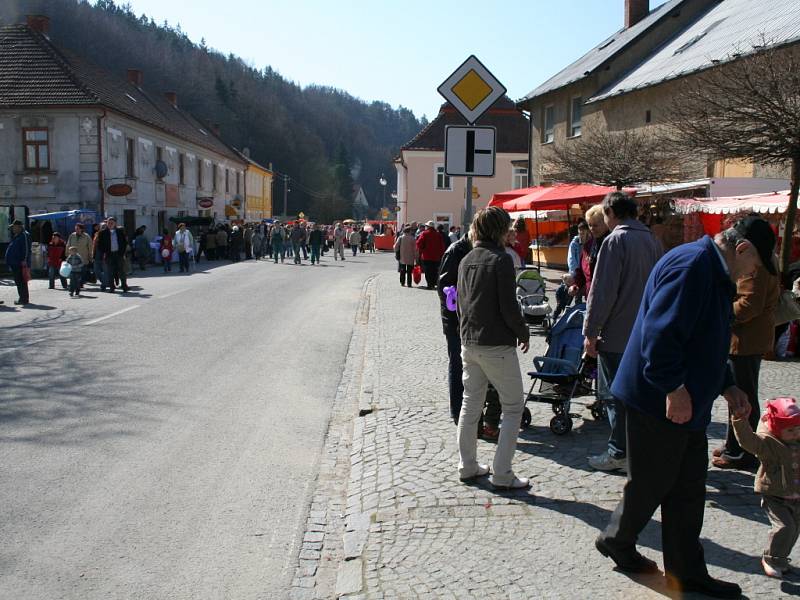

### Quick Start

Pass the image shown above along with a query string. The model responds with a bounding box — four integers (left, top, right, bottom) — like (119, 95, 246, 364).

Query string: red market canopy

(489, 183, 635, 212)
(673, 190, 791, 215)
(489, 186, 541, 205)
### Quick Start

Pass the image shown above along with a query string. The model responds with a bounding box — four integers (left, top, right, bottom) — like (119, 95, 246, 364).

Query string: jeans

(273, 241, 284, 262)
(457, 344, 524, 486)
(310, 244, 321, 264)
(292, 242, 302, 264)
(351, 243, 358, 256)
(11, 265, 29, 303)
(445, 330, 464, 422)
(600, 407, 709, 582)
(598, 351, 626, 459)
(178, 251, 190, 272)
(95, 255, 106, 288)
(69, 272, 81, 294)
(48, 265, 68, 289)
(723, 355, 762, 460)
(399, 264, 412, 286)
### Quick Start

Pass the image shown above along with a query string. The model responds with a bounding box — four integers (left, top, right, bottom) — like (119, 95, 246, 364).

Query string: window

(197, 160, 203, 189)
(569, 97, 582, 138)
(212, 164, 218, 192)
(179, 153, 185, 185)
(434, 164, 451, 190)
(126, 138, 135, 177)
(645, 110, 652, 124)
(225, 169, 229, 193)
(156, 146, 164, 180)
(542, 105, 555, 143)
(23, 128, 49, 170)
(236, 171, 241, 195)
(512, 167, 528, 190)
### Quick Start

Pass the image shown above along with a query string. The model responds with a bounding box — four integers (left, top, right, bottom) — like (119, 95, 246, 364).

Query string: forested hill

(0, 0, 427, 219)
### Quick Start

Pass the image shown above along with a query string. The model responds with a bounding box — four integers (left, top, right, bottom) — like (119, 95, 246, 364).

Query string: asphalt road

(0, 251, 388, 600)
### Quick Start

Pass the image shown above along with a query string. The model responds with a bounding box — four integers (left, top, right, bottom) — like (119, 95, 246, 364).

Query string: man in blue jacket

(595, 217, 775, 599)
(5, 220, 31, 305)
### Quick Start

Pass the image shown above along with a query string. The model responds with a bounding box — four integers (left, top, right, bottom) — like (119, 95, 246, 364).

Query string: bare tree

(545, 125, 688, 190)
(666, 42, 800, 276)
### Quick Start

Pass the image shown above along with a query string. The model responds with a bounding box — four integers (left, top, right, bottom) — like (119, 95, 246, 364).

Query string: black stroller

(522, 303, 598, 435)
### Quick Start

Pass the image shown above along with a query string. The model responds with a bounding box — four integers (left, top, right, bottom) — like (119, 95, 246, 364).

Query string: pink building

(395, 97, 529, 231)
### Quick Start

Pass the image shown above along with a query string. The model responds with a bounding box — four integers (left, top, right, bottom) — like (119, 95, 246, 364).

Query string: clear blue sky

(118, 0, 648, 120)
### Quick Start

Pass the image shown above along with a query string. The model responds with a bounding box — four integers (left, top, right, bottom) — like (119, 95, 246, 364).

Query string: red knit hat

(763, 397, 800, 437)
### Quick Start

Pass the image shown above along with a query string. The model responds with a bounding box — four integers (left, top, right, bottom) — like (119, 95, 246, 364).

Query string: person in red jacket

(47, 232, 68, 290)
(416, 220, 446, 289)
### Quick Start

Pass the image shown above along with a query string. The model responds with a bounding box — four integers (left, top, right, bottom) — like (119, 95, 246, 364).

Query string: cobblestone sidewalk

(293, 266, 800, 600)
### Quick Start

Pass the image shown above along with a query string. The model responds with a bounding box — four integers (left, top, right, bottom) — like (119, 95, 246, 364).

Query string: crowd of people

(436, 192, 796, 598)
(3, 218, 383, 306)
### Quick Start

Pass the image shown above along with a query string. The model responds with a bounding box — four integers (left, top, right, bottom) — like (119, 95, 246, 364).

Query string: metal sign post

(438, 55, 507, 229)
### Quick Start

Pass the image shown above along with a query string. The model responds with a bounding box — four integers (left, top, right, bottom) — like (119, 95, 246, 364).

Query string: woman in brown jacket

(713, 260, 780, 469)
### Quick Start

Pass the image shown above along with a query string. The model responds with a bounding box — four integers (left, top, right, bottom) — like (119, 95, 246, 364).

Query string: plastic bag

(412, 265, 422, 284)
(59, 261, 72, 278)
(443, 286, 457, 311)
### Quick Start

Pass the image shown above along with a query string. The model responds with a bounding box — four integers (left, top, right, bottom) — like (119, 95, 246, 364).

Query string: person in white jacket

(173, 223, 194, 273)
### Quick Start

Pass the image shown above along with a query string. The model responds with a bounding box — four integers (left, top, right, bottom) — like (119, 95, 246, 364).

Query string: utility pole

(283, 174, 289, 218)
(464, 175, 473, 227)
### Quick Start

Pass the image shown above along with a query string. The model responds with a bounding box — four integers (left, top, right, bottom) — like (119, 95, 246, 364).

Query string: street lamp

(379, 174, 387, 209)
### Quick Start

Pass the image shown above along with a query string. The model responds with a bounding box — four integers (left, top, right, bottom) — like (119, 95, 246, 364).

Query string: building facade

(0, 16, 247, 236)
(517, 0, 797, 189)
(243, 155, 274, 222)
(395, 97, 529, 230)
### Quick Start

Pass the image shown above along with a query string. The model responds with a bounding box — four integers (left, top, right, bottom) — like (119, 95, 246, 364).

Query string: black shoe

(595, 536, 659, 574)
(122, 286, 130, 293)
(666, 575, 742, 598)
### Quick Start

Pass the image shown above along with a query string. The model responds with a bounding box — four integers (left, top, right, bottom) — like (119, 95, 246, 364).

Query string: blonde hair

(469, 206, 511, 245)
(585, 204, 605, 224)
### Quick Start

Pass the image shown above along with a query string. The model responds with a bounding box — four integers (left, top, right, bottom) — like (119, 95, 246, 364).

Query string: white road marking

(85, 305, 140, 325)
(156, 288, 188, 300)
(0, 338, 47, 357)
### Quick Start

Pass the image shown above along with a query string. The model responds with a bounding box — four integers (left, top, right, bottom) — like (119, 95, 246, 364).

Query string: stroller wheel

(521, 407, 532, 429)
(550, 414, 572, 435)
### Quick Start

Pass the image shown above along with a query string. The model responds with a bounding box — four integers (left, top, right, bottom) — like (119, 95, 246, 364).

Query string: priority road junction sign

(445, 125, 496, 177)
(437, 55, 507, 125)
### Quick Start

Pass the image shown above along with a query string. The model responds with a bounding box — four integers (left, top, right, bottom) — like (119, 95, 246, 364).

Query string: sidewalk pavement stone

(294, 263, 800, 599)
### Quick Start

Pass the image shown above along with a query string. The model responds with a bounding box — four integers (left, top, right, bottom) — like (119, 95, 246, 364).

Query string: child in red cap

(733, 397, 800, 578)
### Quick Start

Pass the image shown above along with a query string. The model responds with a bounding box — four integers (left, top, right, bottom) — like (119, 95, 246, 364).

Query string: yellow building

(243, 156, 273, 221)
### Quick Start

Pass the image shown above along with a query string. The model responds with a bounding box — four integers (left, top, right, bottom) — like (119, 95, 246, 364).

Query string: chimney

(126, 69, 144, 87)
(164, 92, 178, 107)
(26, 15, 50, 34)
(625, 0, 649, 28)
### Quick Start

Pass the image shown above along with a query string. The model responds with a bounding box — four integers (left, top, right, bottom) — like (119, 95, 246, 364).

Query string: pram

(516, 269, 552, 331)
(522, 303, 598, 435)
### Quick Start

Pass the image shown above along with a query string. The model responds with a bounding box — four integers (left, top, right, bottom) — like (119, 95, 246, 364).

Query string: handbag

(412, 264, 422, 284)
(21, 263, 31, 282)
(775, 290, 800, 326)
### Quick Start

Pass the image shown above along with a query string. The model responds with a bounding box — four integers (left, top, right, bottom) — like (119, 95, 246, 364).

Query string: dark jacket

(5, 230, 31, 268)
(309, 230, 324, 246)
(457, 241, 529, 347)
(437, 236, 472, 335)
(612, 236, 736, 430)
(97, 227, 129, 256)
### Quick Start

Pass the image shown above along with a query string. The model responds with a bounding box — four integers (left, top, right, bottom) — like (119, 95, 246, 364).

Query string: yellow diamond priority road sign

(438, 55, 507, 124)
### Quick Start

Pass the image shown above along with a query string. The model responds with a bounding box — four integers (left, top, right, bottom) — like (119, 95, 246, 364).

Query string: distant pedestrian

(134, 227, 150, 271)
(5, 220, 31, 305)
(512, 217, 530, 266)
(244, 225, 254, 260)
(359, 227, 368, 253)
(46, 232, 68, 290)
(65, 246, 84, 297)
(97, 217, 129, 293)
(205, 228, 217, 260)
(333, 223, 346, 260)
(449, 226, 459, 245)
(216, 227, 228, 260)
(349, 228, 360, 257)
(394, 226, 416, 287)
(174, 223, 194, 273)
(229, 226, 243, 262)
(456, 207, 530, 490)
(252, 228, 264, 260)
(415, 221, 446, 289)
(159, 229, 173, 272)
(271, 222, 286, 263)
(437, 224, 450, 249)
(309, 223, 324, 264)
(367, 230, 375, 253)
(594, 217, 774, 599)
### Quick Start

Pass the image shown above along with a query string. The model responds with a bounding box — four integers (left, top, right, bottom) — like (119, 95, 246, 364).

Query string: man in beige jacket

(66, 223, 93, 286)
